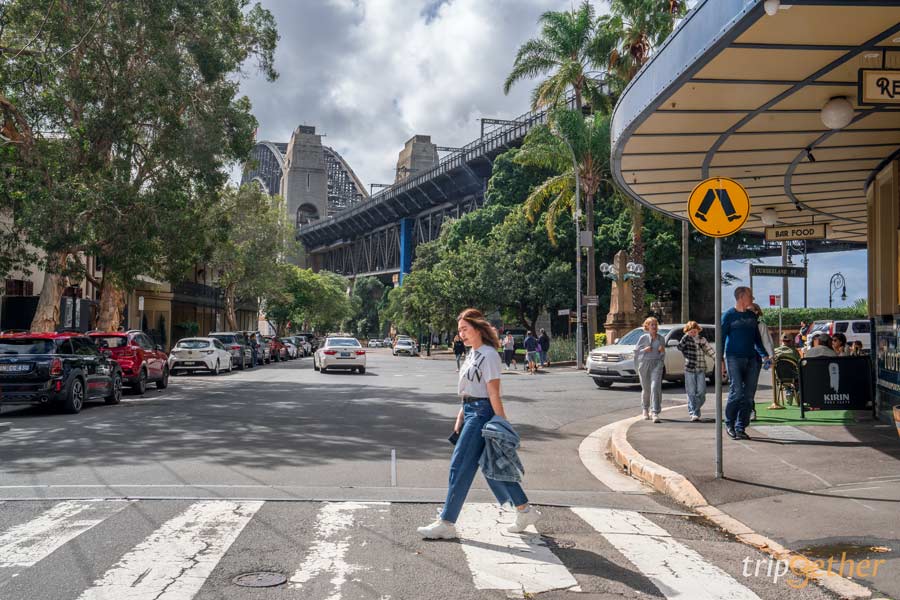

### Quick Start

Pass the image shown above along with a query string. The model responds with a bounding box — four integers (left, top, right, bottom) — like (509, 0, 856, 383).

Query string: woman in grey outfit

(635, 316, 666, 423)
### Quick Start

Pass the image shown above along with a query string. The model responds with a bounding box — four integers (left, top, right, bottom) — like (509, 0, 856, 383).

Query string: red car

(89, 330, 169, 394)
(264, 336, 287, 362)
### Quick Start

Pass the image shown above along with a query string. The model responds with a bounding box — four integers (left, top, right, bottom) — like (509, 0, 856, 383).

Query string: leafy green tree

(503, 1, 605, 110)
(593, 0, 687, 313)
(0, 0, 278, 331)
(210, 185, 293, 331)
(349, 276, 385, 339)
(265, 267, 352, 334)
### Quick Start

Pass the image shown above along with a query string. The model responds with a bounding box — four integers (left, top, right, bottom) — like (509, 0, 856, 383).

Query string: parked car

(240, 331, 271, 364)
(283, 338, 299, 359)
(587, 323, 718, 388)
(264, 336, 288, 362)
(293, 332, 319, 352)
(293, 335, 313, 356)
(314, 337, 367, 374)
(0, 332, 124, 413)
(382, 337, 392, 346)
(805, 319, 871, 351)
(89, 330, 168, 394)
(168, 337, 233, 375)
(208, 331, 251, 369)
(367, 339, 382, 348)
(393, 339, 418, 357)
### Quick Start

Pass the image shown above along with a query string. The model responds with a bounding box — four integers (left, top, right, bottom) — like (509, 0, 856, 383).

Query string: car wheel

(359, 367, 366, 374)
(320, 364, 328, 373)
(63, 377, 85, 414)
(593, 379, 613, 388)
(212, 361, 220, 376)
(134, 369, 147, 395)
(105, 372, 123, 405)
(156, 367, 169, 389)
(313, 358, 320, 372)
(228, 358, 233, 372)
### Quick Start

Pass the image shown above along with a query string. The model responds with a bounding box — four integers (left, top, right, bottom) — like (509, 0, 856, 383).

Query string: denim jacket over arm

(479, 416, 525, 482)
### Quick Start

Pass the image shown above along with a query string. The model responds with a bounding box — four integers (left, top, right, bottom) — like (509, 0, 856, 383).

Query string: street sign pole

(714, 237, 723, 480)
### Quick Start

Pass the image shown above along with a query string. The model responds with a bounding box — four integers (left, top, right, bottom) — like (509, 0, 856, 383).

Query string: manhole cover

(233, 572, 287, 588)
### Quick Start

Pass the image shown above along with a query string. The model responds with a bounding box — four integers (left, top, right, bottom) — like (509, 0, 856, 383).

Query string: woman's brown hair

(457, 308, 500, 348)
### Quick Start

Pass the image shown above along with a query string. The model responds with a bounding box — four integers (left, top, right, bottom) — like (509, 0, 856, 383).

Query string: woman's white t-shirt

(458, 345, 502, 398)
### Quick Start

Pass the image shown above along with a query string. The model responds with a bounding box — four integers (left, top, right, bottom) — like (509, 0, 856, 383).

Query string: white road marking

(0, 500, 130, 568)
(76, 500, 261, 600)
(456, 503, 580, 595)
(578, 421, 648, 493)
(572, 507, 760, 600)
(290, 502, 387, 599)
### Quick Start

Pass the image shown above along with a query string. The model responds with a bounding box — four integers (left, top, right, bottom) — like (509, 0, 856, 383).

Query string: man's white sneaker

(507, 507, 542, 533)
(417, 519, 457, 539)
(690, 415, 701, 422)
(642, 409, 650, 420)
(651, 413, 661, 423)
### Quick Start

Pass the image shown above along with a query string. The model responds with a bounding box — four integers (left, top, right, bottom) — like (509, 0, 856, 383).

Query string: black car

(0, 333, 124, 414)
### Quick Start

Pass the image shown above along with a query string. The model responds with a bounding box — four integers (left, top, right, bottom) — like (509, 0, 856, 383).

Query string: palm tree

(593, 0, 687, 313)
(503, 1, 606, 111)
(515, 109, 612, 338)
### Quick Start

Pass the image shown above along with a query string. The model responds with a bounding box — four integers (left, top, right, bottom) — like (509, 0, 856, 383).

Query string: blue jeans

(725, 356, 761, 432)
(540, 351, 548, 365)
(684, 371, 706, 417)
(638, 360, 664, 414)
(440, 399, 528, 523)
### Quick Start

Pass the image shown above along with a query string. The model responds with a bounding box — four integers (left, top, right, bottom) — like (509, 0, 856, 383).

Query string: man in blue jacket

(722, 287, 769, 440)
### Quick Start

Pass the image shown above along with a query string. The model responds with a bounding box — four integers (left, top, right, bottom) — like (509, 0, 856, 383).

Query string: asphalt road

(0, 350, 839, 599)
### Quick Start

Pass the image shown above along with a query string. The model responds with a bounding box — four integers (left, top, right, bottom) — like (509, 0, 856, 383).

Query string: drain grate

(233, 571, 287, 588)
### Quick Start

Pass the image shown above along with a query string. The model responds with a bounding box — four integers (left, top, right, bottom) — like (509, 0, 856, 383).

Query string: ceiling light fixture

(761, 207, 778, 226)
(764, 0, 780, 16)
(821, 96, 854, 130)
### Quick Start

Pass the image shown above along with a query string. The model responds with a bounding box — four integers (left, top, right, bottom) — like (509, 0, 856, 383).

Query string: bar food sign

(764, 223, 826, 242)
(859, 69, 900, 106)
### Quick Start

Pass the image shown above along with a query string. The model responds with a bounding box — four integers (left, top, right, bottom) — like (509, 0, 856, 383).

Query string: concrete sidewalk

(621, 406, 900, 599)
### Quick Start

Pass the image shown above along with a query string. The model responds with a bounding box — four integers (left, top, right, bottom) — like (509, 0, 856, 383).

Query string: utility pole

(781, 242, 789, 308)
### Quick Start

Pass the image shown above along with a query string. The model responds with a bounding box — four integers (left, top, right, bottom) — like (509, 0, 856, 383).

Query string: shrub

(759, 307, 867, 327)
(594, 332, 607, 347)
(548, 336, 577, 362)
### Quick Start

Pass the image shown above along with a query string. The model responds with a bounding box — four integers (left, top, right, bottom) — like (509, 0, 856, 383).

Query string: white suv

(587, 324, 717, 388)
(805, 319, 871, 351)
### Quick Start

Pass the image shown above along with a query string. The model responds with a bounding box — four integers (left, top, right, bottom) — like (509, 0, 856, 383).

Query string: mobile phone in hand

(448, 431, 460, 445)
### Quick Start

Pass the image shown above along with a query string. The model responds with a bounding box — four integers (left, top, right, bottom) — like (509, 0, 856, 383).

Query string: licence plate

(340, 352, 351, 358)
(183, 361, 200, 366)
(0, 364, 30, 372)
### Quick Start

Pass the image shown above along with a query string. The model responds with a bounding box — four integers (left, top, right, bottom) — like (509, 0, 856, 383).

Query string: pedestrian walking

(417, 308, 540, 540)
(722, 287, 769, 441)
(453, 334, 466, 371)
(538, 329, 550, 367)
(749, 303, 775, 422)
(677, 321, 715, 421)
(502, 331, 516, 370)
(635, 317, 666, 423)
(523, 331, 539, 374)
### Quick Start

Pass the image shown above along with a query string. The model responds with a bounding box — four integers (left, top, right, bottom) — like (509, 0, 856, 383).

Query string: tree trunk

(631, 200, 646, 315)
(224, 283, 238, 331)
(30, 251, 68, 332)
(586, 194, 597, 344)
(96, 278, 126, 331)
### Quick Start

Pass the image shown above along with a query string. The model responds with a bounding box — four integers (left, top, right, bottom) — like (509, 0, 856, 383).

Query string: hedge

(759, 307, 866, 328)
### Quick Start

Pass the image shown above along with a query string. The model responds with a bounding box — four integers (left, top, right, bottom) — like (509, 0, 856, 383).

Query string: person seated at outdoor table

(831, 332, 848, 356)
(773, 334, 801, 406)
(849, 340, 864, 356)
(805, 333, 837, 358)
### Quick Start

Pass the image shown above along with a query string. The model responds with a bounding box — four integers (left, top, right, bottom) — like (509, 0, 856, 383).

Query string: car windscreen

(91, 336, 128, 348)
(210, 335, 235, 344)
(326, 338, 361, 347)
(810, 322, 830, 333)
(617, 329, 645, 345)
(175, 340, 210, 349)
(397, 340, 412, 346)
(0, 339, 56, 355)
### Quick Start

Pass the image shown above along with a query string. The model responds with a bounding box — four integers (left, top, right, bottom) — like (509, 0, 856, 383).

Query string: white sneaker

(417, 519, 457, 539)
(651, 413, 661, 423)
(642, 409, 650, 420)
(690, 415, 700, 422)
(507, 507, 542, 533)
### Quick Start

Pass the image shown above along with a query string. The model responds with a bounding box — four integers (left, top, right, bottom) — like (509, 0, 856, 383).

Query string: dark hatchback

(0, 332, 124, 414)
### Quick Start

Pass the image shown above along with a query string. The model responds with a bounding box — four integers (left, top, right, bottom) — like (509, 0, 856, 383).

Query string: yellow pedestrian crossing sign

(688, 177, 750, 238)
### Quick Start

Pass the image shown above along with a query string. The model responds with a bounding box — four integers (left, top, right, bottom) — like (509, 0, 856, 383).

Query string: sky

(233, 0, 867, 309)
(232, 0, 573, 187)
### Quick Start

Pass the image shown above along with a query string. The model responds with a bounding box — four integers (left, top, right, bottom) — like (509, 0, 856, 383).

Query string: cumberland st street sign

(750, 264, 807, 278)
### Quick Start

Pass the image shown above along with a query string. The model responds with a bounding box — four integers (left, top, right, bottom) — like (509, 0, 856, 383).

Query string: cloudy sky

(235, 0, 574, 187)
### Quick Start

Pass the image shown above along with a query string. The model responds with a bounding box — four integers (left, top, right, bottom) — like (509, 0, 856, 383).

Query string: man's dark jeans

(725, 355, 761, 433)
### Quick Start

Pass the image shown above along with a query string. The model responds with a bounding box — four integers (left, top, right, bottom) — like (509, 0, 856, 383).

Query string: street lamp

(829, 272, 847, 308)
(601, 261, 644, 281)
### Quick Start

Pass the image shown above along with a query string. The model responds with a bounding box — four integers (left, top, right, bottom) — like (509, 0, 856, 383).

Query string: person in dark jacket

(538, 329, 550, 367)
(452, 334, 466, 371)
(523, 332, 539, 374)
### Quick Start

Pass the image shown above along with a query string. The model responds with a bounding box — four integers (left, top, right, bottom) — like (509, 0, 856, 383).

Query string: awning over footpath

(611, 0, 900, 243)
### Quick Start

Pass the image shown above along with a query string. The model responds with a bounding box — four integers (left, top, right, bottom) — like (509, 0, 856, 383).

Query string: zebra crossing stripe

(76, 500, 262, 600)
(456, 504, 580, 595)
(572, 507, 761, 600)
(0, 500, 129, 568)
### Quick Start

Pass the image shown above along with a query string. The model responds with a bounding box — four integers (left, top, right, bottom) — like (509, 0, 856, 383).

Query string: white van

(805, 319, 871, 351)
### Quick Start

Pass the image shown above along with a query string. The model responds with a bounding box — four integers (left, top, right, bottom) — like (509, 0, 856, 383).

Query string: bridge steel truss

(312, 195, 482, 278)
(299, 94, 577, 279)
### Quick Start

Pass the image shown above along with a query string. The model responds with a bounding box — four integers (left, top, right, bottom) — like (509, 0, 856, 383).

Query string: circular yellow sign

(687, 177, 750, 238)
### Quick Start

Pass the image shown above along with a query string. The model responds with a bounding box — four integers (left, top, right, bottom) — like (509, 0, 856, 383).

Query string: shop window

(5, 279, 34, 296)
